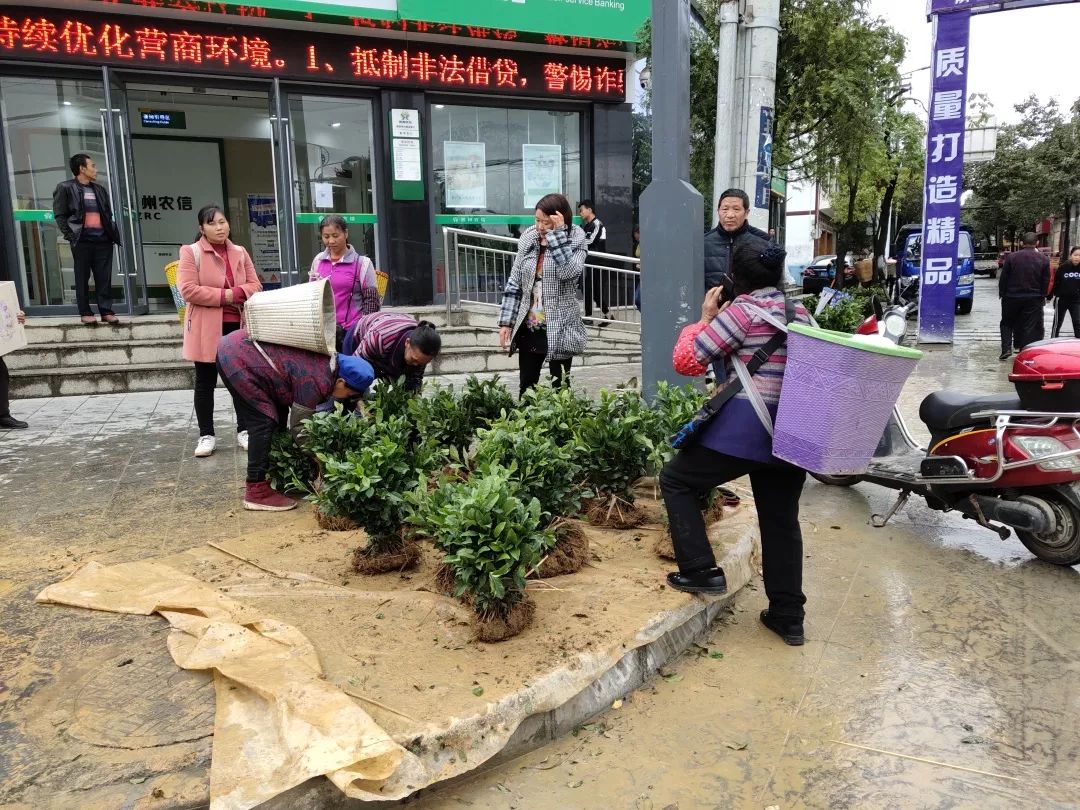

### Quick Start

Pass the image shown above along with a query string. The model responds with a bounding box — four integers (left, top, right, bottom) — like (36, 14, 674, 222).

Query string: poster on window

(247, 194, 280, 284)
(443, 141, 487, 209)
(522, 144, 563, 209)
(0, 281, 26, 358)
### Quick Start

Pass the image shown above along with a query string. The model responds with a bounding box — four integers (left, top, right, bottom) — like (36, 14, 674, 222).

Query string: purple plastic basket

(773, 326, 920, 475)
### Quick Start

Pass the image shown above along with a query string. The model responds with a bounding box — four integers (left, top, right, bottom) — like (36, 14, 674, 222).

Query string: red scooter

(814, 303, 1080, 566)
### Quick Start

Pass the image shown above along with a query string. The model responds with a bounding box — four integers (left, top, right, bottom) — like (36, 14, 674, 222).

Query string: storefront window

(0, 76, 120, 308)
(431, 104, 582, 235)
(288, 95, 378, 279)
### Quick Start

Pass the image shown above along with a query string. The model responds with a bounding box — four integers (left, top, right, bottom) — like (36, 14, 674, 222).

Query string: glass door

(284, 92, 378, 283)
(0, 74, 118, 313)
(103, 68, 148, 314)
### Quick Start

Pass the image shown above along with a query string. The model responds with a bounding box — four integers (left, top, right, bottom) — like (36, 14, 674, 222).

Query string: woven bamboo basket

(244, 278, 336, 355)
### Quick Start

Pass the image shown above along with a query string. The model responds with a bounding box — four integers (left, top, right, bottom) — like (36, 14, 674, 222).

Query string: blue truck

(893, 223, 976, 315)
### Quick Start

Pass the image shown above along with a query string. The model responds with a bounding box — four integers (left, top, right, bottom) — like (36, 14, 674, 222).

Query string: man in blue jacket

(704, 188, 771, 294)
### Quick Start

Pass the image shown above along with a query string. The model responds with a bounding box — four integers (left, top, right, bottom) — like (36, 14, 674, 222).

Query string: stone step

(6, 338, 185, 371)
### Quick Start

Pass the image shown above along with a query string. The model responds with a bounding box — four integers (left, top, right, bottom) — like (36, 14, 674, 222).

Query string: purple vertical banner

(918, 11, 971, 343)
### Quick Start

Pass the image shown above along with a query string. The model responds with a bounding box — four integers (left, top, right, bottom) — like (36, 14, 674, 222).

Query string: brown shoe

(80, 315, 97, 325)
(243, 481, 297, 512)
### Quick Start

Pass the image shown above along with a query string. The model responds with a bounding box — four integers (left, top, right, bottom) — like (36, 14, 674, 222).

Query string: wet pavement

(3, 278, 1080, 808)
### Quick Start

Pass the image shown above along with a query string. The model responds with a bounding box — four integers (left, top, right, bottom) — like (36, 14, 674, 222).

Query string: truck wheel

(1016, 493, 1080, 566)
(956, 299, 973, 315)
(810, 472, 859, 487)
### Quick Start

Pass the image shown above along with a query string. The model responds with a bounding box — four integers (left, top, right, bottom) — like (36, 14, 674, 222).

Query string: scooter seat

(919, 390, 1022, 433)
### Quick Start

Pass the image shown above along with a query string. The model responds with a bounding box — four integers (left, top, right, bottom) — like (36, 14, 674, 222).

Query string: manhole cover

(69, 651, 214, 748)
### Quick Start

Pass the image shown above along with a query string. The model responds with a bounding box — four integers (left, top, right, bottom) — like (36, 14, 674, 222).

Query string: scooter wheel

(1016, 493, 1080, 567)
(810, 473, 859, 488)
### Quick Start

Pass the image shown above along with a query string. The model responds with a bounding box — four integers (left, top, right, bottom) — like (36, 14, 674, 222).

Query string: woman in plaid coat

(498, 193, 589, 396)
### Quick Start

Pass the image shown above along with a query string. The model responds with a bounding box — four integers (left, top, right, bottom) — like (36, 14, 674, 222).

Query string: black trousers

(219, 369, 285, 483)
(1000, 297, 1044, 354)
(583, 264, 610, 317)
(1052, 299, 1080, 338)
(660, 443, 808, 620)
(518, 351, 572, 397)
(0, 356, 9, 417)
(194, 321, 244, 436)
(72, 239, 115, 317)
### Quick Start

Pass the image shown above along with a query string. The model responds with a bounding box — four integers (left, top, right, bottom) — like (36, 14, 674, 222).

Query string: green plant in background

(517, 381, 596, 447)
(575, 389, 653, 502)
(267, 430, 318, 493)
(643, 382, 707, 472)
(474, 414, 585, 522)
(368, 377, 415, 421)
(804, 285, 889, 334)
(424, 466, 550, 619)
(313, 422, 415, 552)
(411, 385, 475, 454)
(460, 375, 515, 428)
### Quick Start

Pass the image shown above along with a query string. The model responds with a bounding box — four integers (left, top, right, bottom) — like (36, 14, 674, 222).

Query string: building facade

(0, 0, 639, 315)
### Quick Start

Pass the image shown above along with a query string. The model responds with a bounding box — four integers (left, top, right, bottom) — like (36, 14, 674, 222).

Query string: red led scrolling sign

(0, 11, 627, 101)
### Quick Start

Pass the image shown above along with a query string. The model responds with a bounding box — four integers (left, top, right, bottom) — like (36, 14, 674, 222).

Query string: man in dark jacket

(999, 232, 1050, 359)
(52, 154, 122, 325)
(578, 199, 611, 322)
(704, 188, 770, 293)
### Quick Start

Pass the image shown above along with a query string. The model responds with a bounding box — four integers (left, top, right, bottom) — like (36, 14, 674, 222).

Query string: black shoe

(760, 610, 804, 646)
(0, 415, 28, 430)
(666, 567, 727, 595)
(999, 351, 1012, 361)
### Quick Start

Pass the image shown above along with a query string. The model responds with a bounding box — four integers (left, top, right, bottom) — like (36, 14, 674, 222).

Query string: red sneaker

(243, 481, 297, 512)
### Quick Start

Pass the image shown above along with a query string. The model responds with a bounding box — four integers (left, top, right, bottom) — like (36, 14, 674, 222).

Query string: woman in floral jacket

(497, 193, 588, 397)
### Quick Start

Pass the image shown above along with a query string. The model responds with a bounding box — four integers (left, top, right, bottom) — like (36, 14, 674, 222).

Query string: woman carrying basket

(661, 236, 813, 646)
(178, 204, 262, 459)
(217, 329, 375, 511)
(307, 214, 380, 348)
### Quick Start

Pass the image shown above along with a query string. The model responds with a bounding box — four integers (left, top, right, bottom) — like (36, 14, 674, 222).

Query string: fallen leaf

(612, 698, 624, 709)
(495, 782, 511, 793)
(709, 651, 725, 660)
(572, 613, 589, 619)
(661, 673, 684, 683)
(375, 612, 385, 620)
(472, 686, 484, 697)
(568, 780, 584, 789)
(724, 740, 748, 751)
(129, 776, 148, 784)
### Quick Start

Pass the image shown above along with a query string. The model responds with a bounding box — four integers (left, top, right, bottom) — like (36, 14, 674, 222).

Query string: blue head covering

(335, 354, 375, 395)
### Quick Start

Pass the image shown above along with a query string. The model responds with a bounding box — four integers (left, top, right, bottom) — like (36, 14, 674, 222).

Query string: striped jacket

(347, 311, 425, 392)
(694, 287, 811, 408)
(498, 225, 588, 362)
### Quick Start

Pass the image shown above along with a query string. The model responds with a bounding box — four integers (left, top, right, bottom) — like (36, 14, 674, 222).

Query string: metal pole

(711, 0, 740, 225)
(641, 0, 704, 399)
(733, 0, 781, 232)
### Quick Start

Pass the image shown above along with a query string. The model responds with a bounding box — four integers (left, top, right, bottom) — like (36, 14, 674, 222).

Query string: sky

(869, 1, 1080, 125)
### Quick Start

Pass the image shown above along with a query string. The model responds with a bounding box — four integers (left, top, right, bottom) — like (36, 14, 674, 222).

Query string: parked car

(801, 253, 855, 294)
(893, 224, 976, 315)
(973, 253, 999, 278)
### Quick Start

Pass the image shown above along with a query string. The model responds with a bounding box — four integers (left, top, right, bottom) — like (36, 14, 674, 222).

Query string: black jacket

(51, 179, 121, 246)
(1051, 262, 1080, 302)
(581, 217, 607, 253)
(704, 221, 770, 290)
(1000, 247, 1050, 299)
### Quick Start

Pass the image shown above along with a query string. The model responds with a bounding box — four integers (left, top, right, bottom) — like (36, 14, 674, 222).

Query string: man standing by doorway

(52, 154, 122, 325)
(704, 188, 770, 293)
(999, 232, 1050, 361)
(578, 199, 611, 323)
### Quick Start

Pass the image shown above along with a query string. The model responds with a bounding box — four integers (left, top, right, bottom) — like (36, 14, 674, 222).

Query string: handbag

(670, 297, 795, 449)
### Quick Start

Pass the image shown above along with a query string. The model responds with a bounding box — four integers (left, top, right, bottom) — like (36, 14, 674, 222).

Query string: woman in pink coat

(178, 204, 262, 458)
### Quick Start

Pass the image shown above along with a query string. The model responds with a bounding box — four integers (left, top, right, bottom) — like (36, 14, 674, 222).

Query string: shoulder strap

(188, 242, 201, 273)
(702, 297, 794, 432)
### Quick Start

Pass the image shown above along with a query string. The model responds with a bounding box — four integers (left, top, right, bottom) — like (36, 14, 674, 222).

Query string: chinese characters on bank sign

(918, 11, 970, 343)
(0, 12, 627, 101)
(928, 0, 1076, 14)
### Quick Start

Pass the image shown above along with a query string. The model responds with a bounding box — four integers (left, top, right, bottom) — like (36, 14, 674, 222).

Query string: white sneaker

(236, 430, 249, 451)
(194, 435, 216, 457)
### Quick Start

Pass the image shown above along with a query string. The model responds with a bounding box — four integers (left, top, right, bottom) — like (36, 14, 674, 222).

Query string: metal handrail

(441, 226, 641, 332)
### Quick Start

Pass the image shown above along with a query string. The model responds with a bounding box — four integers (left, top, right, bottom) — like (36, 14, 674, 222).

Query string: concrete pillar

(640, 0, 704, 398)
(711, 0, 741, 224)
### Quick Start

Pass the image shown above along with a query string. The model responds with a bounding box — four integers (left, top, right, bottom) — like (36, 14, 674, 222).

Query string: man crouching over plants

(661, 238, 812, 647)
(217, 329, 375, 512)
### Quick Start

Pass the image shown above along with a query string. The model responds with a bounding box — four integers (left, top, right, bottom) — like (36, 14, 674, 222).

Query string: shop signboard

(0, 11, 627, 102)
(754, 107, 774, 210)
(399, 0, 649, 42)
(443, 142, 488, 209)
(522, 144, 562, 209)
(928, 0, 1077, 14)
